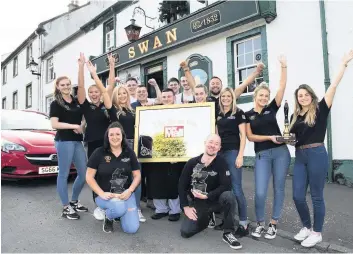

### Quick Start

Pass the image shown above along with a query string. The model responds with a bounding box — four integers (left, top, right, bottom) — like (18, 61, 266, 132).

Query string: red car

(1, 109, 76, 179)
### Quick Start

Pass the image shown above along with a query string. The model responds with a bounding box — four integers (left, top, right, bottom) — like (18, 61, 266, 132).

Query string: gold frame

(134, 102, 216, 163)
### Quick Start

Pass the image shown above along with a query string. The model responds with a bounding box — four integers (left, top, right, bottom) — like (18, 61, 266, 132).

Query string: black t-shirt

(87, 146, 140, 198)
(80, 99, 117, 142)
(290, 98, 330, 147)
(245, 99, 283, 153)
(115, 107, 135, 139)
(206, 96, 220, 117)
(49, 98, 83, 141)
(178, 154, 231, 209)
(216, 108, 247, 151)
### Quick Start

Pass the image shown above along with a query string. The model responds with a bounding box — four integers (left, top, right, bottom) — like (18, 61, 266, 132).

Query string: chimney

(68, 0, 79, 12)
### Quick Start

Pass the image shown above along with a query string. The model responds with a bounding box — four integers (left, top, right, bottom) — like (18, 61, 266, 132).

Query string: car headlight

(1, 139, 27, 153)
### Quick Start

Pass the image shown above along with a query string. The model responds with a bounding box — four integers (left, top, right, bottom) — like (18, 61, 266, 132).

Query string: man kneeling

(178, 134, 242, 249)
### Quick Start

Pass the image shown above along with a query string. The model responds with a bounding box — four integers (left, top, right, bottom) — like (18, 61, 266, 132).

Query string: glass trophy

(191, 163, 209, 195)
(110, 168, 128, 197)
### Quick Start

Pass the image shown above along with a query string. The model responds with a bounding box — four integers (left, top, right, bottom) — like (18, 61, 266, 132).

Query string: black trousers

(180, 191, 237, 238)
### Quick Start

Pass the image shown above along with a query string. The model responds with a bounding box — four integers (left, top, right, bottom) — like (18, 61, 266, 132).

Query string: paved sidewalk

(240, 168, 353, 250)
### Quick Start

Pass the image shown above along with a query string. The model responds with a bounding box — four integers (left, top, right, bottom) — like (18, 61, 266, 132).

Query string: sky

(0, 0, 89, 59)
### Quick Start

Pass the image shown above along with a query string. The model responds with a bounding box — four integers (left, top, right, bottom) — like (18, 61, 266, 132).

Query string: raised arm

(86, 60, 112, 109)
(107, 54, 116, 98)
(274, 55, 287, 106)
(148, 78, 162, 104)
(77, 53, 86, 104)
(234, 62, 265, 99)
(180, 60, 196, 92)
(325, 50, 353, 108)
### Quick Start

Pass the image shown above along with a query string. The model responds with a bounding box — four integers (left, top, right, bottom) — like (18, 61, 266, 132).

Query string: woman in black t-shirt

(86, 122, 141, 234)
(111, 84, 145, 222)
(49, 76, 88, 220)
(289, 50, 353, 248)
(245, 55, 290, 239)
(216, 87, 248, 236)
(77, 53, 117, 159)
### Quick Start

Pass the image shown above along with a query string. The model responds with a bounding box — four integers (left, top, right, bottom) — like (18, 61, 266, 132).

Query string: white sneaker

(294, 227, 311, 241)
(301, 232, 322, 247)
(93, 207, 105, 221)
(251, 224, 265, 238)
(138, 209, 146, 222)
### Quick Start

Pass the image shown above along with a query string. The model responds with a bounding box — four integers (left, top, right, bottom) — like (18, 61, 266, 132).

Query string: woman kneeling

(86, 121, 141, 234)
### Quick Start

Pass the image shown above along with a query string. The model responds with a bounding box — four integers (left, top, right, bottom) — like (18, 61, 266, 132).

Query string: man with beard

(131, 79, 162, 109)
(143, 88, 184, 222)
(178, 134, 242, 249)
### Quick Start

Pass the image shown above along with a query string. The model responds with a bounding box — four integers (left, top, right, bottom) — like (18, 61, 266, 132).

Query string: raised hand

(78, 52, 86, 67)
(148, 78, 158, 87)
(180, 59, 189, 69)
(108, 53, 116, 67)
(86, 60, 97, 74)
(343, 49, 353, 65)
(255, 62, 265, 74)
(278, 54, 287, 67)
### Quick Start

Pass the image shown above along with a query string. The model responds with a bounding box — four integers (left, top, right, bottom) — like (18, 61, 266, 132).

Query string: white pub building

(1, 0, 353, 183)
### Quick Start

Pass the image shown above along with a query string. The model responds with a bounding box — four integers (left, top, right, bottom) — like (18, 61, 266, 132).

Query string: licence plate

(38, 166, 59, 174)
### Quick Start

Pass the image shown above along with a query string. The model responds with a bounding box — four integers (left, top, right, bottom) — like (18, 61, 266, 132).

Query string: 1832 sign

(190, 10, 221, 33)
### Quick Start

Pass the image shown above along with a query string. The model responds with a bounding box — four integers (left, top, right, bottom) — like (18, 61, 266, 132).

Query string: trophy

(191, 163, 209, 195)
(110, 168, 128, 195)
(276, 100, 296, 143)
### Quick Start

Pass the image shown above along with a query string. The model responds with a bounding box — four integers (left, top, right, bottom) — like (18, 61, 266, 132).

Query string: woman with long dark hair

(49, 76, 88, 220)
(245, 55, 290, 239)
(289, 50, 353, 247)
(86, 122, 141, 234)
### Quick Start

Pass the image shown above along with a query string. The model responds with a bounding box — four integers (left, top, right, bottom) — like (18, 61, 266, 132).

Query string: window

(46, 95, 54, 114)
(26, 83, 32, 108)
(2, 66, 7, 85)
(226, 26, 268, 104)
(234, 36, 263, 94)
(12, 91, 18, 109)
(26, 43, 33, 67)
(104, 19, 114, 52)
(13, 56, 18, 77)
(2, 97, 6, 109)
(46, 57, 55, 82)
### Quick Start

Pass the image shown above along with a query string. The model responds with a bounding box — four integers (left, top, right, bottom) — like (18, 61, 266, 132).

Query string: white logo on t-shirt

(264, 111, 270, 115)
(121, 158, 130, 162)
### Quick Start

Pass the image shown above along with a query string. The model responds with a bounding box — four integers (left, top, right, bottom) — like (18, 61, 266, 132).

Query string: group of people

(49, 49, 353, 250)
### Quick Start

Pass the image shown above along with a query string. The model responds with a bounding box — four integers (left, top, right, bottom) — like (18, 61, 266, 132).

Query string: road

(2, 177, 303, 253)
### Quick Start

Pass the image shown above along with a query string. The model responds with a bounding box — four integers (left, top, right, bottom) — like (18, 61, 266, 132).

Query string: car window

(1, 110, 53, 130)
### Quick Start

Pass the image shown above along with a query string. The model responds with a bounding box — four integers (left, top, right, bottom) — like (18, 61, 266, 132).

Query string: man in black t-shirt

(178, 134, 242, 249)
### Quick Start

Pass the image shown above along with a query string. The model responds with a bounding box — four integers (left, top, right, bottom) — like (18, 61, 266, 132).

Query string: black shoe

(113, 217, 120, 223)
(103, 216, 114, 233)
(168, 213, 180, 222)
(151, 212, 169, 220)
(214, 220, 224, 231)
(264, 223, 277, 239)
(147, 200, 156, 210)
(234, 224, 249, 238)
(208, 212, 216, 228)
(62, 206, 80, 220)
(70, 200, 88, 212)
(222, 232, 242, 249)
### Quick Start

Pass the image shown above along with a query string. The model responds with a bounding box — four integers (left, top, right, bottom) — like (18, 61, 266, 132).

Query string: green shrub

(153, 132, 186, 157)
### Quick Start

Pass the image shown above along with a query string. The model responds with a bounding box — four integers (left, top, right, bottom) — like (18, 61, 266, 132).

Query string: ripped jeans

(95, 194, 140, 234)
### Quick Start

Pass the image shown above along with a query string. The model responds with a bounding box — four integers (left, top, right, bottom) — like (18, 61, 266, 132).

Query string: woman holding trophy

(245, 55, 290, 239)
(289, 50, 353, 248)
(86, 122, 141, 234)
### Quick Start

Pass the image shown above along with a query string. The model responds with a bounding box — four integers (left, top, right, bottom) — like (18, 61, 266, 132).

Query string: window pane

(237, 42, 245, 56)
(245, 53, 253, 66)
(237, 55, 245, 68)
(238, 69, 247, 83)
(244, 40, 253, 53)
(254, 37, 261, 50)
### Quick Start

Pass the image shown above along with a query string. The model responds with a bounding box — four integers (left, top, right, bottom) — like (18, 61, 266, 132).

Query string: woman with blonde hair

(245, 55, 290, 239)
(216, 87, 247, 238)
(49, 75, 88, 220)
(111, 83, 146, 222)
(290, 50, 353, 248)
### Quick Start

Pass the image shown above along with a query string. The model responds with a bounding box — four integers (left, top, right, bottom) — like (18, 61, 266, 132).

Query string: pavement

(1, 170, 353, 253)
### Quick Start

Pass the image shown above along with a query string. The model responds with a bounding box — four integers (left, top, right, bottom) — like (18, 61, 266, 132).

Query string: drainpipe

(319, 0, 333, 182)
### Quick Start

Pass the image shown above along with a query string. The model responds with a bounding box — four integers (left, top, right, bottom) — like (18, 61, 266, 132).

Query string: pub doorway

(142, 59, 167, 99)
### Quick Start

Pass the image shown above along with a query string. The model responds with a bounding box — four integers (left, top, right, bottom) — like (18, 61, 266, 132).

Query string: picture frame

(134, 102, 216, 163)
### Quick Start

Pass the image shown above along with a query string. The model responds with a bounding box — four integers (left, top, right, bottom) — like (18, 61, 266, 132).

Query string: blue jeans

(55, 141, 87, 206)
(293, 145, 328, 232)
(254, 145, 290, 222)
(127, 139, 141, 209)
(96, 194, 140, 234)
(220, 149, 247, 222)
